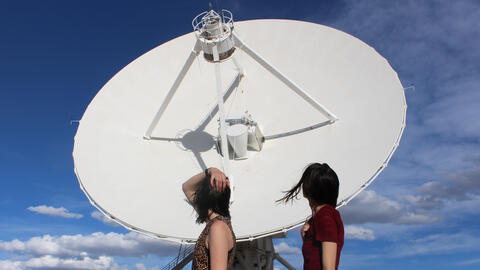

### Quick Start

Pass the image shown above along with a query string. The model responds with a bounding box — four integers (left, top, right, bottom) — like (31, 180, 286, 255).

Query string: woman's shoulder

(314, 204, 341, 221)
(210, 219, 230, 230)
(319, 204, 337, 214)
(207, 218, 234, 249)
(209, 217, 232, 235)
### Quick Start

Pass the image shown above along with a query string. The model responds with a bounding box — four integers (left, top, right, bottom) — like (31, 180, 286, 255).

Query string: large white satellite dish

(73, 10, 406, 247)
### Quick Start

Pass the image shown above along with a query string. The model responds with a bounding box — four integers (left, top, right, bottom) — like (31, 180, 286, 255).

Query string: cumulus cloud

(0, 255, 126, 270)
(423, 84, 480, 141)
(401, 194, 442, 209)
(135, 264, 147, 270)
(458, 258, 480, 266)
(91, 211, 120, 227)
(0, 231, 179, 258)
(402, 164, 480, 211)
(463, 155, 480, 164)
(416, 180, 466, 202)
(0, 232, 179, 269)
(392, 233, 480, 257)
(344, 225, 375, 240)
(340, 190, 438, 225)
(135, 263, 160, 270)
(0, 260, 21, 270)
(27, 205, 83, 219)
(274, 242, 301, 255)
(321, 0, 480, 173)
(448, 166, 480, 193)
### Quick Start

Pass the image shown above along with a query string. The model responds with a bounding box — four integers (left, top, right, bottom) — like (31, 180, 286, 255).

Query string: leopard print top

(192, 215, 236, 270)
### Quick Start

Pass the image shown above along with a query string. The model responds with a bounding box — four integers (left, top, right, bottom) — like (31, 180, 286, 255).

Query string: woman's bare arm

(208, 221, 233, 270)
(182, 171, 206, 204)
(322, 241, 337, 270)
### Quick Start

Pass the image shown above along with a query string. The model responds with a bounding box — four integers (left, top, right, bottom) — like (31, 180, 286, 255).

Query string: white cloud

(392, 233, 480, 257)
(423, 84, 480, 141)
(406, 142, 480, 174)
(0, 232, 179, 269)
(26, 255, 125, 270)
(0, 231, 179, 258)
(135, 263, 147, 270)
(344, 225, 375, 240)
(458, 257, 480, 266)
(274, 242, 301, 255)
(340, 190, 438, 225)
(27, 205, 83, 219)
(401, 164, 480, 211)
(318, 0, 480, 197)
(401, 194, 443, 209)
(91, 211, 120, 227)
(0, 260, 22, 270)
(135, 263, 160, 270)
(448, 166, 480, 192)
(1, 255, 126, 270)
(441, 194, 480, 217)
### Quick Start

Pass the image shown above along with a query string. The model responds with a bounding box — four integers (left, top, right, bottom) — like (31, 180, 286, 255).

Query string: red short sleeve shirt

(302, 205, 344, 270)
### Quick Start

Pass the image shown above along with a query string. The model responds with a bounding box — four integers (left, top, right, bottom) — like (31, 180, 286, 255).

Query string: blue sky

(1, 0, 479, 269)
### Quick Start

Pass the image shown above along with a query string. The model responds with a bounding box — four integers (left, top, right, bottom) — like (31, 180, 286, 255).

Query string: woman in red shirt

(278, 163, 344, 270)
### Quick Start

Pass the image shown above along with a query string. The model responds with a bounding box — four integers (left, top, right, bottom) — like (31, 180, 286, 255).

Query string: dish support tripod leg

(144, 40, 202, 139)
(232, 32, 338, 123)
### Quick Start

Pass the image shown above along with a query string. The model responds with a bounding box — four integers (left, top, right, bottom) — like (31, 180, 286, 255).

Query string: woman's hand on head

(207, 167, 230, 191)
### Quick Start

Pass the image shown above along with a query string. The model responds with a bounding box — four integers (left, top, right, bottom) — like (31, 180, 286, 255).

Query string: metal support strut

(233, 33, 338, 123)
(213, 44, 232, 181)
(144, 40, 202, 139)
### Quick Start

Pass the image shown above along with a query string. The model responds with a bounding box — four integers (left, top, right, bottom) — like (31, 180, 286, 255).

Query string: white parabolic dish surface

(73, 19, 406, 242)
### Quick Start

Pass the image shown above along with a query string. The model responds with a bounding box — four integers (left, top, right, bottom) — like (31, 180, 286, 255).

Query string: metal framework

(143, 10, 338, 190)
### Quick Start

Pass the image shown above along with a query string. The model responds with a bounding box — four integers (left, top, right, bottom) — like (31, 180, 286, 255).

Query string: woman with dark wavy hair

(183, 167, 236, 270)
(278, 163, 344, 270)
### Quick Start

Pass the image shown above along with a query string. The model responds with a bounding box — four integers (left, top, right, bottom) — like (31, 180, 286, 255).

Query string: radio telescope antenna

(73, 9, 406, 270)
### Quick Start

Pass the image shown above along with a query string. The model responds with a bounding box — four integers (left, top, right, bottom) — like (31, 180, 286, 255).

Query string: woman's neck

(311, 204, 326, 217)
(207, 210, 219, 221)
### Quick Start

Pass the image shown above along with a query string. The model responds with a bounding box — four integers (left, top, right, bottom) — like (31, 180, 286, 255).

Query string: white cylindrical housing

(192, 10, 235, 62)
(227, 124, 248, 159)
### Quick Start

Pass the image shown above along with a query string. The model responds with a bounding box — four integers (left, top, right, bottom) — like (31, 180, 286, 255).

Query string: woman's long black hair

(277, 163, 339, 207)
(193, 174, 231, 224)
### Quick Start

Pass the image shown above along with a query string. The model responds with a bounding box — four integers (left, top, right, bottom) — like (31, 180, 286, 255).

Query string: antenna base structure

(144, 9, 338, 183)
(161, 236, 295, 270)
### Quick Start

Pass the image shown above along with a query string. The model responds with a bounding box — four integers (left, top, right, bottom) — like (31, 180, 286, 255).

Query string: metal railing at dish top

(192, 9, 233, 34)
(161, 244, 195, 270)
